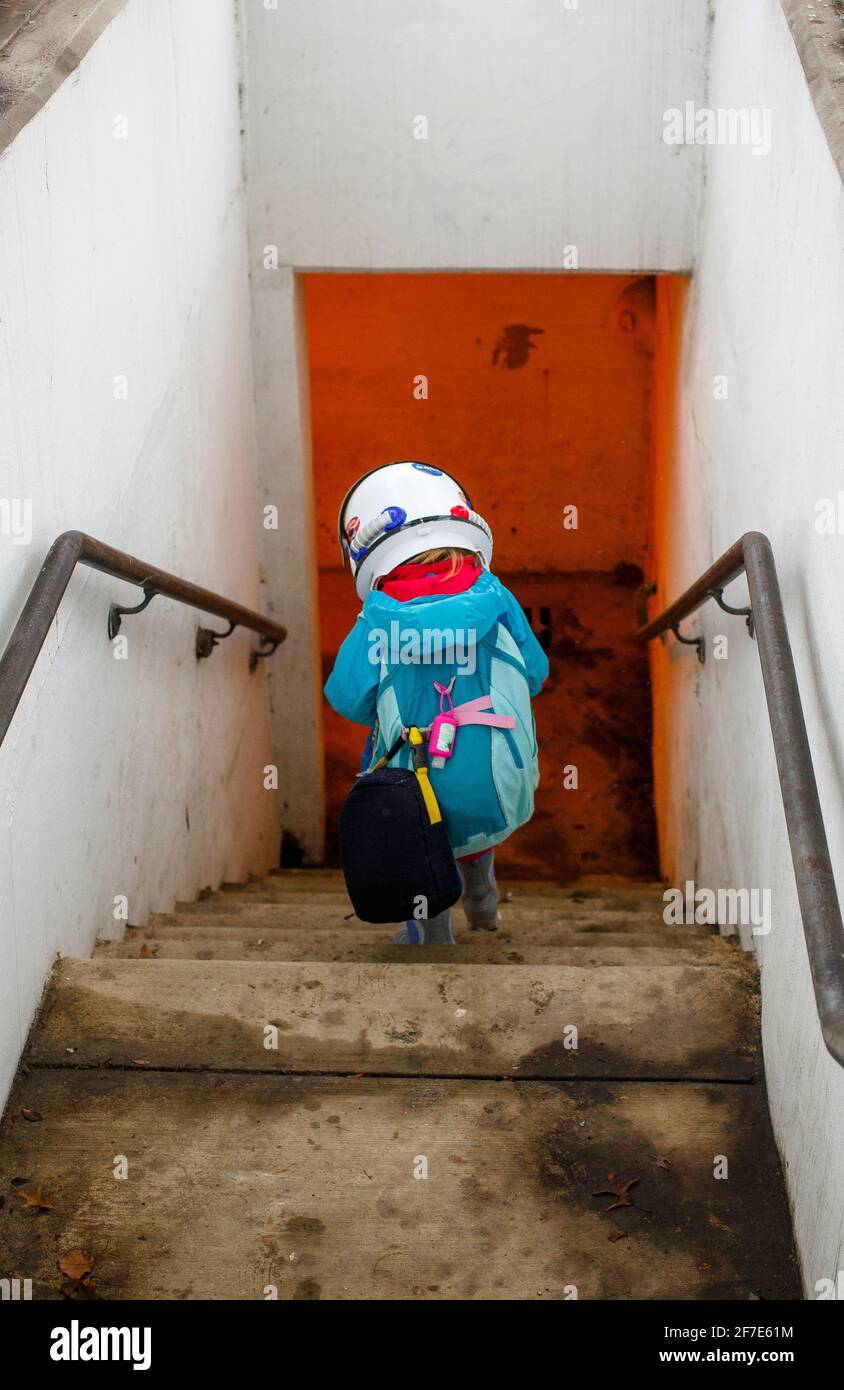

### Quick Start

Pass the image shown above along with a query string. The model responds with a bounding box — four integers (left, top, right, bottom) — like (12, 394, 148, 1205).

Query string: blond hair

(376, 546, 477, 587)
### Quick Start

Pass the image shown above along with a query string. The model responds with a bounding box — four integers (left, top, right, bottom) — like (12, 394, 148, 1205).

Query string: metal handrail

(635, 530, 844, 1067)
(0, 530, 286, 748)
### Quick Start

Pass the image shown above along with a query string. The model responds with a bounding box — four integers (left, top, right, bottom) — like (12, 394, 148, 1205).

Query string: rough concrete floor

(0, 872, 800, 1301)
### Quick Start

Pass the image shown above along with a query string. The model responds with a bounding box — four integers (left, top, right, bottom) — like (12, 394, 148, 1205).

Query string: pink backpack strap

(451, 694, 515, 730)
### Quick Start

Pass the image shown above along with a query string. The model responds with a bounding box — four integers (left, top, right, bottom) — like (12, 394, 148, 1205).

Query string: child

(325, 461, 548, 944)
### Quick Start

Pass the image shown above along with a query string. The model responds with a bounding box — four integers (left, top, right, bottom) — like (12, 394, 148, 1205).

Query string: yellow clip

(415, 765, 442, 824)
(408, 725, 442, 824)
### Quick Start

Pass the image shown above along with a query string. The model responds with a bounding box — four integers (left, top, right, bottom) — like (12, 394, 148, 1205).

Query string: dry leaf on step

(592, 1174, 640, 1213)
(58, 1250, 94, 1281)
(15, 1184, 54, 1211)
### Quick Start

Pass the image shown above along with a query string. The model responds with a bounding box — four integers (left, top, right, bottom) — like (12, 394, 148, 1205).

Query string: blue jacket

(324, 570, 548, 729)
(324, 572, 548, 854)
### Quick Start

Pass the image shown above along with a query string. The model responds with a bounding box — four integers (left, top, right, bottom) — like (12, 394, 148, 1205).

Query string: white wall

(0, 0, 277, 1106)
(652, 0, 844, 1295)
(244, 0, 710, 272)
(250, 268, 326, 862)
(240, 0, 712, 857)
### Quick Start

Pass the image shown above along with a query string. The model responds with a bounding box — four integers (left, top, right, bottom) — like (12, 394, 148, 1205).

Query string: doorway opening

(305, 271, 681, 881)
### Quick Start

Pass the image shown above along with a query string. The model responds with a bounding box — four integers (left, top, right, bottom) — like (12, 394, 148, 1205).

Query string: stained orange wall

(648, 275, 690, 882)
(306, 273, 654, 574)
(306, 272, 665, 878)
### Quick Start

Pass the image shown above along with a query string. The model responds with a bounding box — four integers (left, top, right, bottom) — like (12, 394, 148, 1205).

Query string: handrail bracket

(196, 621, 238, 659)
(249, 637, 282, 672)
(108, 585, 158, 640)
(670, 621, 705, 664)
(708, 586, 755, 639)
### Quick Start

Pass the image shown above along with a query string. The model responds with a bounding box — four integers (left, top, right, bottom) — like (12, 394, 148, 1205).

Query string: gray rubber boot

(459, 851, 500, 930)
(393, 908, 455, 945)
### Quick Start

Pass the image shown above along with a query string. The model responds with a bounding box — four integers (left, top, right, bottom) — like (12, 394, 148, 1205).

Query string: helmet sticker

(450, 505, 470, 519)
(457, 489, 470, 505)
(411, 462, 443, 475)
(345, 515, 360, 541)
(383, 505, 407, 531)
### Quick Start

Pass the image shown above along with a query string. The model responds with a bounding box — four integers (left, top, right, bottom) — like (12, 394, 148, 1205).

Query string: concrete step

(109, 922, 720, 948)
(32, 957, 759, 1079)
(194, 881, 667, 900)
(0, 1069, 798, 1300)
(153, 903, 710, 934)
(94, 937, 734, 965)
(225, 871, 666, 898)
(205, 879, 667, 908)
(197, 894, 673, 921)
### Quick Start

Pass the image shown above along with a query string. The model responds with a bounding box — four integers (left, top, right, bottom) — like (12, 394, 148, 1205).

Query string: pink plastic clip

(429, 680, 458, 766)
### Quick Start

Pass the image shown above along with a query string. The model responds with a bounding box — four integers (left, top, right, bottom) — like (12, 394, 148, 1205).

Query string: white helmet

(338, 461, 493, 600)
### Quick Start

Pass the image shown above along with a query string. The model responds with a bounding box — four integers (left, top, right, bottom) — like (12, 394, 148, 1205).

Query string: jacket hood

(360, 570, 508, 643)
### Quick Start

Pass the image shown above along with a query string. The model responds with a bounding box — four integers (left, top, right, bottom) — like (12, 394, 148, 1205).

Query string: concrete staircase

(0, 871, 799, 1300)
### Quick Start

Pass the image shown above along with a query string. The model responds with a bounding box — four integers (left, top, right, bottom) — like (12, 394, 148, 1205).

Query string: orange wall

(648, 275, 690, 882)
(305, 272, 655, 575)
(306, 272, 665, 878)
